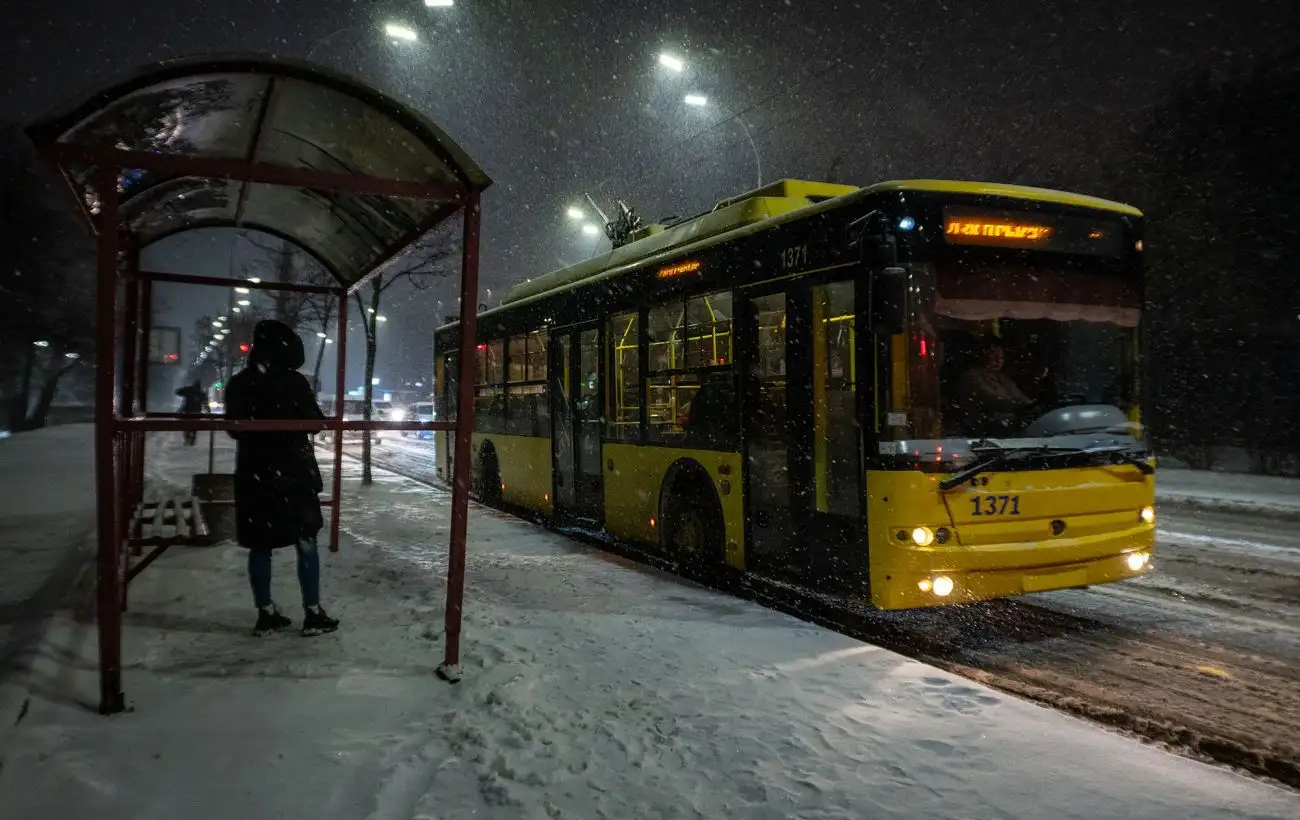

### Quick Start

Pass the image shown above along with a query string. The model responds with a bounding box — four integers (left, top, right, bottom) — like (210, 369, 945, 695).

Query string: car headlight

(389, 409, 406, 421)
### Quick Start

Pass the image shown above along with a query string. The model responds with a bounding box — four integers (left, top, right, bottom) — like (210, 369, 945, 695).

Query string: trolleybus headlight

(931, 575, 955, 597)
(910, 526, 935, 547)
(1126, 551, 1150, 572)
(1139, 506, 1155, 525)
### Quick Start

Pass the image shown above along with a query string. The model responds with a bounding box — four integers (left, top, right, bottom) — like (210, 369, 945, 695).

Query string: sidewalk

(0, 424, 96, 753)
(0, 434, 1295, 819)
(1157, 466, 1300, 518)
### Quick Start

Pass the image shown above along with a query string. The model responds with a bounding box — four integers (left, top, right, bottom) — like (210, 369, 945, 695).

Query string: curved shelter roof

(26, 54, 491, 289)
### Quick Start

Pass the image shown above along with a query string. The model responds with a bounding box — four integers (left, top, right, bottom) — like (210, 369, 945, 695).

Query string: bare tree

(0, 124, 94, 431)
(353, 228, 459, 484)
(234, 233, 339, 391)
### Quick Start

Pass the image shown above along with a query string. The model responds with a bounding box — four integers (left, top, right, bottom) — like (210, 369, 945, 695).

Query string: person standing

(174, 380, 208, 446)
(224, 319, 340, 637)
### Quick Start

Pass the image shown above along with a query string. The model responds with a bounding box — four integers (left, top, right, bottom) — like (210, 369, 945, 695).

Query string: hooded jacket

(224, 320, 326, 549)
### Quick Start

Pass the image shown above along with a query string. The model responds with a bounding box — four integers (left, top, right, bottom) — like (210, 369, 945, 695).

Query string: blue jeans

(248, 537, 320, 610)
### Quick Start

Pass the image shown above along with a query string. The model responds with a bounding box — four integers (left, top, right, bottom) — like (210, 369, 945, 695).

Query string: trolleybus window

(607, 310, 641, 441)
(475, 340, 505, 433)
(646, 291, 737, 448)
(505, 331, 549, 436)
(884, 261, 1143, 464)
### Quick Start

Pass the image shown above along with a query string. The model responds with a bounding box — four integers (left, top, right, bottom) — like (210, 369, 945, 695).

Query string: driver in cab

(953, 342, 1033, 431)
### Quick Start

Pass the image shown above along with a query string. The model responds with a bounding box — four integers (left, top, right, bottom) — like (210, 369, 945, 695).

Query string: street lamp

(317, 332, 328, 338)
(307, 21, 419, 61)
(376, 315, 388, 323)
(235, 287, 250, 294)
(237, 299, 251, 306)
(565, 206, 584, 220)
(385, 23, 419, 42)
(425, 0, 454, 6)
(681, 94, 762, 190)
(581, 224, 599, 236)
(659, 53, 684, 72)
(33, 340, 49, 348)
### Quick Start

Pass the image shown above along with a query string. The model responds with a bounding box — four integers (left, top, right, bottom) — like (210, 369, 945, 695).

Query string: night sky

(2, 0, 1292, 391)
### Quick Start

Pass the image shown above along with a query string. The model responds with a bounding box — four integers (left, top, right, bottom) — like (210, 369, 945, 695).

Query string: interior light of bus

(657, 259, 701, 279)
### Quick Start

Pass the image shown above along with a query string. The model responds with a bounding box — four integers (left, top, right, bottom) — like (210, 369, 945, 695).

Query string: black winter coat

(225, 321, 326, 550)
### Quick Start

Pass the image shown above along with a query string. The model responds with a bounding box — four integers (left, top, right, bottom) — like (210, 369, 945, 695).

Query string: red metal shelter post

(93, 164, 125, 714)
(330, 291, 348, 552)
(437, 192, 482, 682)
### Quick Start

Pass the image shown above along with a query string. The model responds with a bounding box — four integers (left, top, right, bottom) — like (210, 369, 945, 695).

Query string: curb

(1156, 494, 1300, 523)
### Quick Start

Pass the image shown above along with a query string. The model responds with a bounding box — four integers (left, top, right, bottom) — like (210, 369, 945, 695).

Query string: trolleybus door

(549, 326, 604, 523)
(741, 280, 865, 587)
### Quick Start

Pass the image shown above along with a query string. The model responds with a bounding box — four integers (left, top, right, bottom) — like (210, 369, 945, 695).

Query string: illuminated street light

(684, 93, 707, 107)
(581, 223, 599, 236)
(317, 332, 328, 338)
(659, 53, 684, 72)
(376, 315, 388, 323)
(212, 320, 223, 327)
(324, 338, 334, 345)
(33, 340, 50, 348)
(248, 277, 262, 284)
(371, 377, 381, 385)
(385, 23, 419, 42)
(65, 352, 80, 360)
(237, 299, 251, 306)
(232, 307, 241, 313)
(425, 0, 454, 6)
(565, 206, 584, 220)
(235, 287, 250, 294)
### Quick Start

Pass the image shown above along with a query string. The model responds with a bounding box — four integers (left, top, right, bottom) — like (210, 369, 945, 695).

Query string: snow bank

(0, 435, 1296, 819)
(1157, 467, 1300, 518)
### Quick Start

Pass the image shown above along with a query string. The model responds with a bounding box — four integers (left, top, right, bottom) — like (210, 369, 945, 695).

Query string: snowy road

(350, 437, 1300, 787)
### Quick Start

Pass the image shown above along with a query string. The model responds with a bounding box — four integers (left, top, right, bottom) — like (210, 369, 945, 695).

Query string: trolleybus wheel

(665, 490, 724, 579)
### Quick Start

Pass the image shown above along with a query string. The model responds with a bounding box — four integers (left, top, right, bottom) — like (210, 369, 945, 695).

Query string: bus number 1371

(779, 244, 808, 270)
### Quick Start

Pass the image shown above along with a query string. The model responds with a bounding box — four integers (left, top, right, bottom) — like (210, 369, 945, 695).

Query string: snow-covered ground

(0, 431, 1296, 819)
(0, 425, 96, 755)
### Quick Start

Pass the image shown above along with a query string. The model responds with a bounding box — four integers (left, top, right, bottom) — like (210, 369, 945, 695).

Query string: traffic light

(238, 343, 250, 353)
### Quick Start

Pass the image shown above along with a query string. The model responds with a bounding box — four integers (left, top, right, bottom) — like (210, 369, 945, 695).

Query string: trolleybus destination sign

(941, 206, 1124, 257)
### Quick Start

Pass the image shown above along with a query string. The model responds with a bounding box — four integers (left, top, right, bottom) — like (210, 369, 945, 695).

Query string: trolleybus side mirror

(870, 266, 908, 335)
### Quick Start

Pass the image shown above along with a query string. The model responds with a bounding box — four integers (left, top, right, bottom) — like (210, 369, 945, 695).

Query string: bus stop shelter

(25, 55, 487, 714)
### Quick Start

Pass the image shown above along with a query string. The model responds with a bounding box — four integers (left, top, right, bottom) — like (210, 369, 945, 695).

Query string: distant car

(401, 401, 436, 439)
(317, 399, 382, 445)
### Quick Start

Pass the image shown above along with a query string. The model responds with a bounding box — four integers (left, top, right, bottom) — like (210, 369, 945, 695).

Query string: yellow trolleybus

(435, 179, 1155, 609)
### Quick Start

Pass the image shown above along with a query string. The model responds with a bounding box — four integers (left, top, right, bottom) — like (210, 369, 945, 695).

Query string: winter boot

(253, 606, 292, 636)
(302, 606, 339, 637)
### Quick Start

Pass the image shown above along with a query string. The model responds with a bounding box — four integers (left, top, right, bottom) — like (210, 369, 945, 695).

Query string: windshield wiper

(937, 444, 1152, 491)
(937, 447, 1035, 491)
